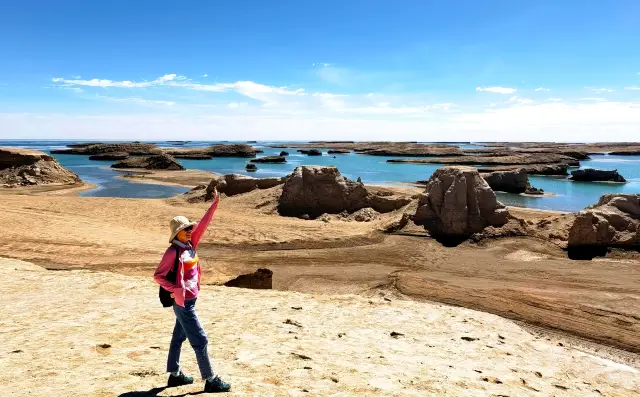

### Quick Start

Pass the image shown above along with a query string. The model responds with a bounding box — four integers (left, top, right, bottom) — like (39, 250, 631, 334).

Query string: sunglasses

(184, 226, 194, 232)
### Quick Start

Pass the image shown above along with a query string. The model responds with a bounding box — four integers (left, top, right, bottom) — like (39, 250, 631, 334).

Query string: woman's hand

(170, 293, 175, 299)
(211, 186, 219, 203)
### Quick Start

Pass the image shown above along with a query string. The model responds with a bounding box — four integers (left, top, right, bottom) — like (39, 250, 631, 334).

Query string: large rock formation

(245, 164, 258, 172)
(250, 156, 287, 164)
(413, 166, 509, 240)
(209, 144, 258, 157)
(278, 166, 369, 218)
(277, 166, 412, 219)
(327, 149, 351, 154)
(387, 153, 580, 167)
(200, 174, 286, 198)
(482, 168, 536, 194)
(111, 154, 184, 170)
(477, 163, 569, 176)
(570, 168, 626, 183)
(224, 268, 273, 290)
(298, 149, 323, 156)
(88, 152, 129, 161)
(52, 142, 161, 156)
(0, 147, 81, 186)
(568, 194, 639, 250)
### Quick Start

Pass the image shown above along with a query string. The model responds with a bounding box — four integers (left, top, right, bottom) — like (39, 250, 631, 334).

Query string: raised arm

(154, 247, 178, 292)
(191, 192, 220, 248)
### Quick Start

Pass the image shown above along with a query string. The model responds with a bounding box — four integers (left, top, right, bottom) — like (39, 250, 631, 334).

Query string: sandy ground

(0, 184, 639, 365)
(0, 182, 96, 196)
(1, 261, 638, 397)
(113, 169, 219, 188)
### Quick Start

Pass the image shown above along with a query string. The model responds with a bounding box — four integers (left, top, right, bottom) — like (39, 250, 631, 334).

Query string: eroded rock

(568, 194, 640, 251)
(413, 166, 509, 240)
(0, 147, 81, 186)
(570, 168, 626, 183)
(111, 154, 184, 170)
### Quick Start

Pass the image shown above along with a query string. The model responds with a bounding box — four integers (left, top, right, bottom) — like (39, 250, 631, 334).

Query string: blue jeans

(166, 298, 216, 379)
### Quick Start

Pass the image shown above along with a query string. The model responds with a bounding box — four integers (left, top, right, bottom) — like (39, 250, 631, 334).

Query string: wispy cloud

(476, 86, 517, 94)
(547, 98, 562, 102)
(95, 94, 175, 106)
(509, 96, 533, 104)
(585, 87, 615, 93)
(52, 74, 180, 88)
(534, 87, 551, 92)
(624, 86, 640, 91)
(580, 97, 607, 102)
(203, 74, 208, 77)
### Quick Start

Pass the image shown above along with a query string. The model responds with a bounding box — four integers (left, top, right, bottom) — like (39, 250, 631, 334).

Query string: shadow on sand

(118, 387, 204, 397)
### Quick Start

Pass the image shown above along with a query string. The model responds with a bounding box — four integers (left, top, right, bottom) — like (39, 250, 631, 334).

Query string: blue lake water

(2, 140, 639, 212)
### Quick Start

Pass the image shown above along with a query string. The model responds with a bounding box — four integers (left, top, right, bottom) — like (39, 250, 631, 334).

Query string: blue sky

(1, 0, 639, 141)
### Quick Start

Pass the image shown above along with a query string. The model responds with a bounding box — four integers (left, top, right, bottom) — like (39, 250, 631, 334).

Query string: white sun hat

(169, 216, 197, 243)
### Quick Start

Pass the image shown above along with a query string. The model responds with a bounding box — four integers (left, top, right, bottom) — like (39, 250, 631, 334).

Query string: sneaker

(204, 376, 231, 393)
(168, 371, 194, 387)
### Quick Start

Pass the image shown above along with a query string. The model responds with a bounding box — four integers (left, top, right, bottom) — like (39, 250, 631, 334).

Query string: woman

(154, 189, 231, 393)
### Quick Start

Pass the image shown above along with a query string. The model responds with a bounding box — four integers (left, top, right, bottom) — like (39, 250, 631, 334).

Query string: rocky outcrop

(327, 149, 351, 154)
(250, 156, 287, 164)
(111, 154, 184, 170)
(277, 166, 412, 219)
(0, 147, 81, 186)
(209, 144, 258, 157)
(388, 153, 579, 167)
(365, 147, 462, 157)
(203, 174, 286, 198)
(568, 194, 639, 251)
(88, 152, 129, 161)
(477, 163, 569, 176)
(481, 168, 534, 194)
(524, 186, 545, 195)
(570, 169, 626, 183)
(368, 193, 413, 213)
(609, 150, 640, 155)
(298, 149, 323, 156)
(246, 164, 258, 172)
(413, 166, 509, 240)
(52, 142, 162, 156)
(224, 268, 273, 289)
(278, 166, 369, 218)
(279, 151, 289, 157)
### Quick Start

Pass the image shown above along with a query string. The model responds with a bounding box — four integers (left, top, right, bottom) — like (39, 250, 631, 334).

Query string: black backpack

(159, 245, 180, 307)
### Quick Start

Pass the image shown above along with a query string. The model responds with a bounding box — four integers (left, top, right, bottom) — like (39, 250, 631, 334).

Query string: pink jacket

(154, 196, 219, 307)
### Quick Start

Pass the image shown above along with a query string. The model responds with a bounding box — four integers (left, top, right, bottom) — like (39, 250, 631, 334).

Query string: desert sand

(1, 259, 638, 396)
(1, 164, 639, 396)
(1, 184, 639, 359)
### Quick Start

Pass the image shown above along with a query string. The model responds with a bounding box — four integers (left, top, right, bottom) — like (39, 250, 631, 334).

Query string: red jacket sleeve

(154, 247, 177, 292)
(191, 195, 219, 248)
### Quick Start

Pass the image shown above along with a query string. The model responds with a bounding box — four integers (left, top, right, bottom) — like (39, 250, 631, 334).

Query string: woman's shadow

(118, 386, 204, 397)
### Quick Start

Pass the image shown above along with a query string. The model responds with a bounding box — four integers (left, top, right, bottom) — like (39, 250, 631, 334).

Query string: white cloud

(509, 96, 534, 105)
(534, 87, 551, 92)
(476, 86, 517, 94)
(52, 74, 179, 88)
(580, 97, 607, 102)
(585, 87, 615, 93)
(73, 75, 81, 79)
(546, 98, 562, 102)
(95, 94, 175, 106)
(624, 86, 640, 90)
(203, 74, 208, 77)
